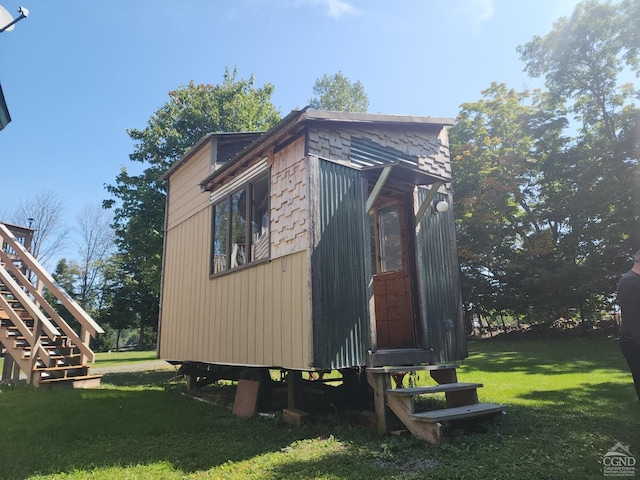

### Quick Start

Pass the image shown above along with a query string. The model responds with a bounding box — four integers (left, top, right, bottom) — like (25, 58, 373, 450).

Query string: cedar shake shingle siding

(307, 126, 451, 181)
(269, 135, 308, 259)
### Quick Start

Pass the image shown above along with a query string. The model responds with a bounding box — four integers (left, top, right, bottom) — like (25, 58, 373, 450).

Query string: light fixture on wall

(432, 199, 449, 214)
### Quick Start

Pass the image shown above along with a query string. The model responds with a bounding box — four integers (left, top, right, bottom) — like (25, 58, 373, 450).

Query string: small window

(230, 191, 247, 268)
(250, 175, 270, 262)
(212, 200, 228, 274)
(211, 172, 270, 275)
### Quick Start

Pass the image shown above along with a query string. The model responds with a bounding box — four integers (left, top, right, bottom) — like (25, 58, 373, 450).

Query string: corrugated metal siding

(415, 189, 467, 363)
(350, 137, 419, 169)
(311, 159, 370, 369)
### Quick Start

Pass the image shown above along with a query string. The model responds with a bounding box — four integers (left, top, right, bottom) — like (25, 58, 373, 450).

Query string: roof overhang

(361, 161, 449, 188)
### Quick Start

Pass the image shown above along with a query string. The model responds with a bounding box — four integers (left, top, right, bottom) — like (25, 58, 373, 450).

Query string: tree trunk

(481, 313, 493, 338)
(139, 317, 145, 349)
(500, 312, 507, 331)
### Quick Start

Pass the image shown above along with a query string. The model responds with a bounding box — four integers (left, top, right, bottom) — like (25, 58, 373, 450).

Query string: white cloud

(458, 0, 494, 24)
(230, 0, 358, 21)
(321, 0, 357, 19)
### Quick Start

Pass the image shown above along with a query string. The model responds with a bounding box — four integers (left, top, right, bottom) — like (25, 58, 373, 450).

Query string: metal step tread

(367, 363, 459, 374)
(387, 382, 483, 396)
(411, 403, 506, 423)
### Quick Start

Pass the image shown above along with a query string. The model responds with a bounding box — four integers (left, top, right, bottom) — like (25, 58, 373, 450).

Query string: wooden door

(371, 201, 415, 349)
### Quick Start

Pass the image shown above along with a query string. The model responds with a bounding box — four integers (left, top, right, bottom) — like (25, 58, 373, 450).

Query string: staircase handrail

(0, 262, 60, 338)
(0, 223, 104, 338)
(0, 292, 53, 376)
(0, 248, 96, 362)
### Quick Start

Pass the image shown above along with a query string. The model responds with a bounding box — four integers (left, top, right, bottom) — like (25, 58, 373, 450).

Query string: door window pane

(378, 205, 402, 273)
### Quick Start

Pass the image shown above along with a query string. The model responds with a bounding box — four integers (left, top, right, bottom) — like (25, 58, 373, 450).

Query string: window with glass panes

(211, 172, 270, 275)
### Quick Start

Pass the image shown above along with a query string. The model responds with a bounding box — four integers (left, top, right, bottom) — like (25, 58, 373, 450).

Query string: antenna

(0, 5, 28, 33)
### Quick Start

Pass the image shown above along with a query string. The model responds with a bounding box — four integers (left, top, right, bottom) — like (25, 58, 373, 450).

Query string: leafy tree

(309, 71, 369, 112)
(518, 0, 640, 306)
(127, 67, 280, 174)
(104, 68, 281, 346)
(96, 253, 147, 350)
(453, 0, 639, 324)
(451, 84, 569, 321)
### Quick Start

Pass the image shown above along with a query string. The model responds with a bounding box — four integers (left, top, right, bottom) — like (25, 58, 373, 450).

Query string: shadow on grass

(517, 380, 640, 415)
(94, 356, 158, 366)
(1, 375, 348, 479)
(100, 370, 179, 387)
(463, 337, 629, 376)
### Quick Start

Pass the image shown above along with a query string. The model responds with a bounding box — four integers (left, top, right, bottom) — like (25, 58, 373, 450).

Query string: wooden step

(386, 382, 483, 396)
(38, 374, 102, 389)
(411, 403, 506, 423)
(0, 317, 33, 328)
(35, 365, 88, 373)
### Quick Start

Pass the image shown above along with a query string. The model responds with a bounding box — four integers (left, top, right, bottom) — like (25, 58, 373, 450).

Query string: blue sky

(0, 0, 582, 259)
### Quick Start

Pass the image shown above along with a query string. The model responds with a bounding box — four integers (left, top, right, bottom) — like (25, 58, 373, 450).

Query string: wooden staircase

(0, 223, 104, 388)
(367, 364, 506, 444)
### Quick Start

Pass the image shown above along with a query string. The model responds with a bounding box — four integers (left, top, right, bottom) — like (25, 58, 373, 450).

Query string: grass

(0, 349, 162, 373)
(1, 335, 639, 479)
(93, 349, 164, 367)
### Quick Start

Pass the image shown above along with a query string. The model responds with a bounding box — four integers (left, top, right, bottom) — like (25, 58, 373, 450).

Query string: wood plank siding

(159, 135, 313, 370)
(165, 143, 212, 231)
(160, 206, 312, 368)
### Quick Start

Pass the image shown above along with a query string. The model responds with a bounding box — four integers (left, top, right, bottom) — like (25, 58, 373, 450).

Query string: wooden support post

(284, 370, 309, 425)
(287, 370, 303, 410)
(445, 388, 479, 408)
(414, 181, 444, 227)
(367, 371, 391, 435)
(430, 367, 457, 385)
(12, 359, 20, 383)
(2, 352, 14, 383)
(186, 374, 198, 391)
(365, 165, 394, 212)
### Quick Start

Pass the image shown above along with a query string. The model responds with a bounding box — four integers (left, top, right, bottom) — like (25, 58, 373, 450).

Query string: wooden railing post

(28, 315, 43, 384)
(81, 327, 91, 366)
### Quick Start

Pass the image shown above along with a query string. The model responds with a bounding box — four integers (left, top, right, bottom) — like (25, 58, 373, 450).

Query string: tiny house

(158, 108, 503, 443)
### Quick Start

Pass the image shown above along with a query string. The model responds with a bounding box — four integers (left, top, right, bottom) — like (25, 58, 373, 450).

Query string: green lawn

(0, 350, 161, 374)
(1, 336, 638, 479)
(94, 349, 163, 367)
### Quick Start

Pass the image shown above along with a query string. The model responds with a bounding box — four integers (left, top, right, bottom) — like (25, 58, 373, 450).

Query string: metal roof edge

(303, 109, 456, 127)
